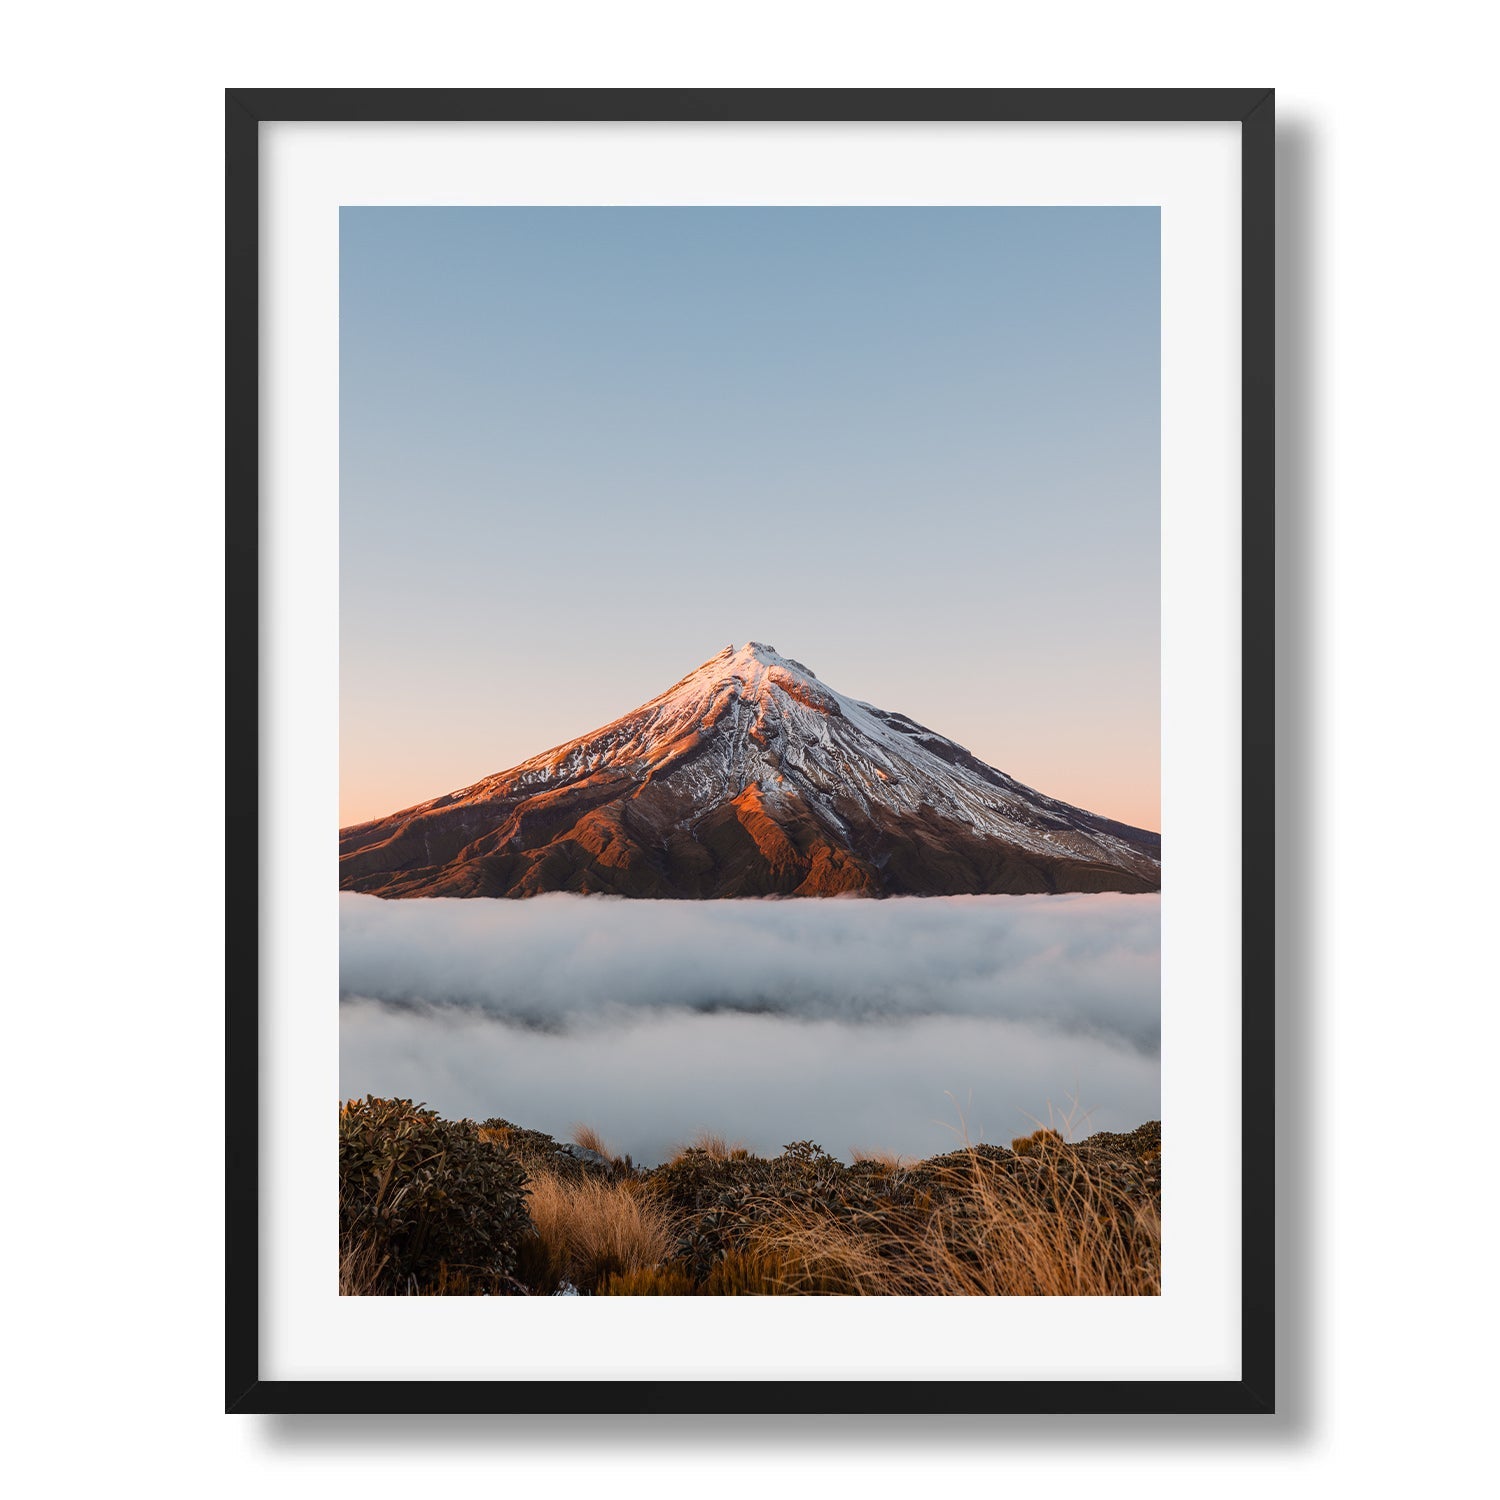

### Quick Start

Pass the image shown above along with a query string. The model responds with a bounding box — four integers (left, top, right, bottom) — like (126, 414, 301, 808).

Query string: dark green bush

(779, 1139, 838, 1168)
(643, 1139, 917, 1282)
(339, 1096, 531, 1294)
(477, 1117, 630, 1182)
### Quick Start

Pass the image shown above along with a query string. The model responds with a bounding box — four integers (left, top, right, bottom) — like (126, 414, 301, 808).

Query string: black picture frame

(226, 87, 1275, 1416)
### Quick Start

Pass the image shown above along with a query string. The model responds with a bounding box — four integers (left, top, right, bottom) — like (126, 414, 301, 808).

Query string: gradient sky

(341, 207, 1159, 830)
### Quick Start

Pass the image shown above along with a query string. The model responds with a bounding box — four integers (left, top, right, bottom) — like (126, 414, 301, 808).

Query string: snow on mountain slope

(339, 642, 1160, 899)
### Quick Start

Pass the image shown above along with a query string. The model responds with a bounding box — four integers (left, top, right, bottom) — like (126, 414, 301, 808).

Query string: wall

(3, 2, 1493, 1494)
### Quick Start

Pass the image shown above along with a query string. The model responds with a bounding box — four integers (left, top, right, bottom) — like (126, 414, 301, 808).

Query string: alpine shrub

(339, 1096, 531, 1294)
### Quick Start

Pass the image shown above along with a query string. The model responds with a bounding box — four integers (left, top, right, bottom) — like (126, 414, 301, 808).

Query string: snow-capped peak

(437, 641, 1156, 874)
(703, 640, 818, 681)
(340, 640, 1160, 898)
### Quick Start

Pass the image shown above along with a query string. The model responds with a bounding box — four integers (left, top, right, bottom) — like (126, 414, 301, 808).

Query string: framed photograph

(227, 88, 1274, 1414)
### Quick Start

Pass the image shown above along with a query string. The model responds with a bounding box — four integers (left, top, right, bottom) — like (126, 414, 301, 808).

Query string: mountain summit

(339, 642, 1160, 898)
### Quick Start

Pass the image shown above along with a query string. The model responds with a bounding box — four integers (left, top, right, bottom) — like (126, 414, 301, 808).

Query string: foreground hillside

(339, 643, 1161, 899)
(339, 1097, 1161, 1296)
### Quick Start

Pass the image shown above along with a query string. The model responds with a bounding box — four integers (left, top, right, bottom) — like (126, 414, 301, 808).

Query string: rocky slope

(339, 642, 1160, 898)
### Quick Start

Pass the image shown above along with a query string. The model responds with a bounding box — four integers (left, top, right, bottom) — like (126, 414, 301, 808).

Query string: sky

(341, 207, 1159, 830)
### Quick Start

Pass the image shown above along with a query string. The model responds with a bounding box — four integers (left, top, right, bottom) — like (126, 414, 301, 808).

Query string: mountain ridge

(339, 642, 1160, 898)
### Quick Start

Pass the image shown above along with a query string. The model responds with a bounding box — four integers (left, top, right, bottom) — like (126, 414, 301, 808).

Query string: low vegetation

(521, 1170, 677, 1293)
(339, 1097, 1161, 1297)
(338, 1096, 532, 1295)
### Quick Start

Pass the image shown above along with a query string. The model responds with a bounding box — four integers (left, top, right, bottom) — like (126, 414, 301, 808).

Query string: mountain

(339, 642, 1160, 899)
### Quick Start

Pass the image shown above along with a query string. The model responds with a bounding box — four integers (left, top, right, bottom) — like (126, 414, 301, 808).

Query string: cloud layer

(340, 891, 1160, 1050)
(341, 1003, 1160, 1167)
(339, 892, 1160, 1162)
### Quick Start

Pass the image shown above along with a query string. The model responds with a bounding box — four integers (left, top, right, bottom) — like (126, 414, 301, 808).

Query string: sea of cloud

(340, 891, 1159, 1044)
(339, 891, 1160, 1163)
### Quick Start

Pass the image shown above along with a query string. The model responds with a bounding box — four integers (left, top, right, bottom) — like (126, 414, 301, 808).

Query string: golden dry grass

(344, 1097, 1157, 1297)
(338, 1236, 501, 1296)
(339, 1162, 402, 1295)
(1011, 1126, 1067, 1155)
(849, 1146, 915, 1171)
(751, 1141, 1160, 1296)
(525, 1168, 677, 1292)
(569, 1123, 617, 1161)
(599, 1265, 698, 1296)
(339, 1224, 387, 1296)
(668, 1129, 749, 1163)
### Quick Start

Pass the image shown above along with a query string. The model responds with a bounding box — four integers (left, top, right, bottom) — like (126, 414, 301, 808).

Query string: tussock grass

(850, 1146, 915, 1172)
(524, 1168, 677, 1292)
(340, 1098, 1159, 1297)
(569, 1123, 617, 1161)
(1011, 1126, 1067, 1156)
(339, 1159, 401, 1297)
(339, 1221, 389, 1297)
(699, 1248, 797, 1296)
(754, 1136, 1160, 1296)
(600, 1265, 698, 1296)
(669, 1129, 750, 1163)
